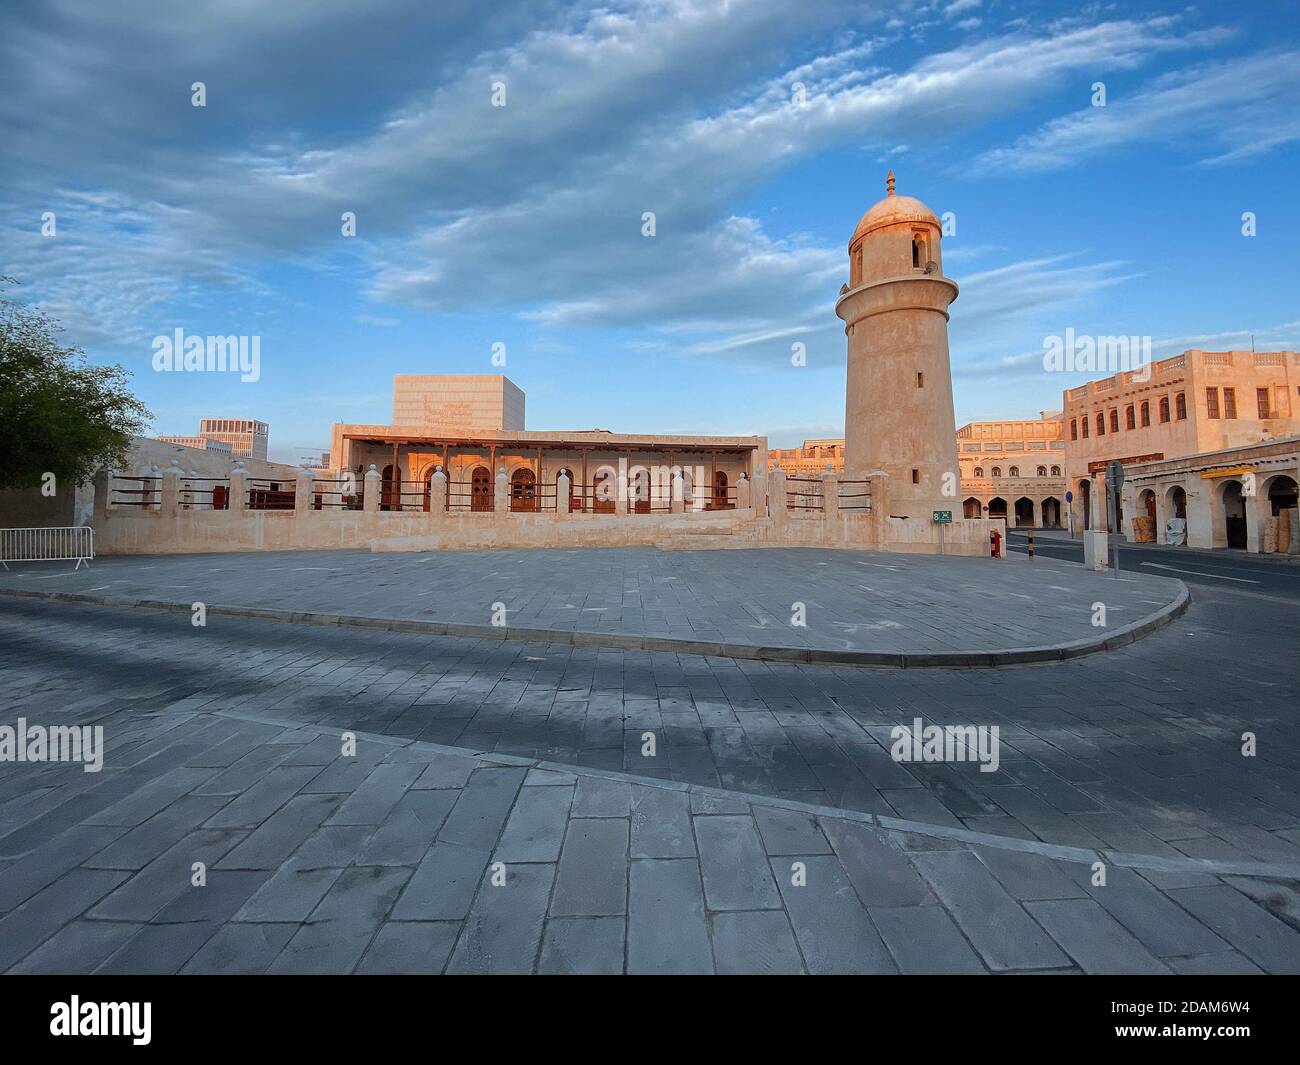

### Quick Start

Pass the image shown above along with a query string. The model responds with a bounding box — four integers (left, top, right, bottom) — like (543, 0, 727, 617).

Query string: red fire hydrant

(990, 529, 1002, 559)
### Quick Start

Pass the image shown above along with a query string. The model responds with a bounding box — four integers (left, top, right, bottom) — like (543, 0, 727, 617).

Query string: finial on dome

(886, 170, 896, 197)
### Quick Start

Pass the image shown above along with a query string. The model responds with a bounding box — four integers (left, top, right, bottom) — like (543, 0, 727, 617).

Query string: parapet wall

(87, 466, 997, 557)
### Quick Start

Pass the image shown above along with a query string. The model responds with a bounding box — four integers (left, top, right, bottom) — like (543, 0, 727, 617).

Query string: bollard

(1027, 531, 1034, 561)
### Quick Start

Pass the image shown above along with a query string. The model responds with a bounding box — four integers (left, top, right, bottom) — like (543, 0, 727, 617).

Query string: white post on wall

(160, 460, 183, 516)
(229, 462, 248, 514)
(821, 469, 838, 521)
(770, 467, 788, 531)
(749, 470, 766, 515)
(557, 470, 571, 515)
(430, 465, 448, 516)
(295, 467, 315, 512)
(671, 469, 685, 514)
(615, 461, 629, 515)
(363, 464, 381, 513)
(495, 467, 510, 514)
(736, 472, 751, 510)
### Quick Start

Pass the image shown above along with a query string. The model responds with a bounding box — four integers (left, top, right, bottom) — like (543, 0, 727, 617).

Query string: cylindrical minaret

(836, 171, 960, 518)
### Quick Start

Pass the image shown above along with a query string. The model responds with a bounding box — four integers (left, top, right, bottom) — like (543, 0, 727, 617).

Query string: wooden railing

(110, 475, 160, 508)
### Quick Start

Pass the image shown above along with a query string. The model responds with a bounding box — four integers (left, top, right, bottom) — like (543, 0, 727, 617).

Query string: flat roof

(337, 425, 761, 452)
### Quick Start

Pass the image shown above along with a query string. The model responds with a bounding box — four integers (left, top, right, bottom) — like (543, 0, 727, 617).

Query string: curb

(203, 704, 1300, 880)
(0, 580, 1190, 668)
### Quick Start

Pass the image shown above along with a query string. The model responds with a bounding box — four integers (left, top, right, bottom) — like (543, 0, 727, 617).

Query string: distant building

(767, 439, 844, 473)
(392, 375, 524, 431)
(768, 414, 1068, 527)
(1061, 349, 1300, 535)
(956, 412, 1065, 526)
(332, 374, 760, 513)
(157, 418, 268, 460)
(151, 435, 232, 454)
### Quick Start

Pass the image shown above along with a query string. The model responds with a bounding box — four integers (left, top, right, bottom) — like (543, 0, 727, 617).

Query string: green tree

(0, 278, 151, 492)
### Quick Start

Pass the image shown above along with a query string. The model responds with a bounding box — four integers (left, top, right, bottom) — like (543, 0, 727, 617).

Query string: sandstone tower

(836, 172, 960, 518)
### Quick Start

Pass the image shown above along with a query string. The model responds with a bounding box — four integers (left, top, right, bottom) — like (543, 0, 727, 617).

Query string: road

(1006, 530, 1300, 603)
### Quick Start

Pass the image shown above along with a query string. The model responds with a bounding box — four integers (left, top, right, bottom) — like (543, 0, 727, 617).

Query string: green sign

(932, 510, 953, 524)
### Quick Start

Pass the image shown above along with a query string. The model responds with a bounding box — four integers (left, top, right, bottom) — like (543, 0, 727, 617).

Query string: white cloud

(975, 50, 1299, 172)
(0, 2, 1255, 377)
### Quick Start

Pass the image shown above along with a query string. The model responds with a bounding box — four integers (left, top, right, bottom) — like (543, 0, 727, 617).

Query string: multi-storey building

(766, 439, 844, 474)
(391, 375, 525, 431)
(159, 419, 269, 460)
(150, 435, 232, 454)
(956, 413, 1066, 526)
(1061, 349, 1300, 537)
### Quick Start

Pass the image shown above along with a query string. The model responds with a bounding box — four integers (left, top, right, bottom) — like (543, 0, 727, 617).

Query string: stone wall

(86, 464, 997, 557)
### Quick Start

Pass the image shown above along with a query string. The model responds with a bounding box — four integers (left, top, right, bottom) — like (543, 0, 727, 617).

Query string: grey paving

(0, 552, 1296, 974)
(2, 583, 1293, 856)
(0, 546, 1183, 655)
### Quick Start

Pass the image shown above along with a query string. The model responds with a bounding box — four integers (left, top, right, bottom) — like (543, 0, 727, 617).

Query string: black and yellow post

(1027, 531, 1034, 560)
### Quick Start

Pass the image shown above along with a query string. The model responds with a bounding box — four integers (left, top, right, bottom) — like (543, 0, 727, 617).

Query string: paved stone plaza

(0, 546, 1297, 974)
(1, 705, 1297, 974)
(0, 547, 1185, 659)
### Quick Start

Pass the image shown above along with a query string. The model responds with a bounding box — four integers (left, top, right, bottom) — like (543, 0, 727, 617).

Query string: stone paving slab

(2, 591, 1298, 859)
(0, 546, 1188, 663)
(1, 698, 1299, 975)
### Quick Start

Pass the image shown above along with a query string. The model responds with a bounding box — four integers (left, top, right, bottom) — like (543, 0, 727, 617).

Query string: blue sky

(4, 0, 1298, 462)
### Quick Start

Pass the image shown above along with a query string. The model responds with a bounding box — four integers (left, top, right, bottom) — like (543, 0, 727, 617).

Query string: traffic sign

(1065, 490, 1073, 503)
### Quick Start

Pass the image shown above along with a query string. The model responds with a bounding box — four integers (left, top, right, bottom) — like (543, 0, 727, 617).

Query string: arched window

(1050, 465, 1061, 476)
(1159, 396, 1171, 423)
(593, 467, 616, 514)
(470, 465, 492, 511)
(631, 466, 652, 513)
(1036, 466, 1047, 477)
(712, 470, 730, 509)
(973, 466, 984, 478)
(991, 466, 1001, 478)
(1109, 409, 1119, 433)
(1070, 419, 1078, 441)
(510, 468, 536, 512)
(381, 464, 398, 511)
(1140, 401, 1150, 427)
(1125, 405, 1136, 430)
(1008, 466, 1020, 478)
(1175, 392, 1187, 420)
(1096, 413, 1106, 436)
